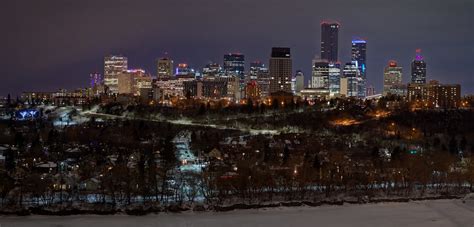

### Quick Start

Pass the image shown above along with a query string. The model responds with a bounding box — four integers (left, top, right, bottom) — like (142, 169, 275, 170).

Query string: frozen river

(1, 199, 473, 227)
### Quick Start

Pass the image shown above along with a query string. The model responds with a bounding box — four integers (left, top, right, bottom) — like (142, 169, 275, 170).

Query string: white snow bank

(1, 199, 473, 227)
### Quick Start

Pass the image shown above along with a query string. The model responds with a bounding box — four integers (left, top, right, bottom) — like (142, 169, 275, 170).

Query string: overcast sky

(1, 0, 473, 96)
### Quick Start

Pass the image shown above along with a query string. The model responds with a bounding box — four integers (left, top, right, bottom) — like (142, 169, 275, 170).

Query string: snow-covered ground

(1, 199, 473, 227)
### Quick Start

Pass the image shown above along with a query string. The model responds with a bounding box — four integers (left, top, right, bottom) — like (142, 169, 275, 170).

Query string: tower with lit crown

(411, 49, 427, 84)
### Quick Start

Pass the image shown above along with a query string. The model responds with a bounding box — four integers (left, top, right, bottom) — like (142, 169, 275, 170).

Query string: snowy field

(1, 199, 473, 227)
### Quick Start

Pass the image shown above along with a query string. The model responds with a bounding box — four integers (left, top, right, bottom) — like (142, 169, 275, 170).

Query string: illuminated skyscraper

(351, 39, 367, 97)
(311, 59, 329, 89)
(269, 47, 292, 93)
(328, 62, 341, 97)
(295, 70, 305, 94)
(250, 61, 271, 97)
(342, 61, 362, 97)
(202, 62, 222, 77)
(411, 49, 427, 84)
(223, 53, 245, 78)
(383, 60, 404, 96)
(89, 73, 103, 88)
(104, 55, 128, 94)
(176, 63, 194, 77)
(249, 61, 266, 80)
(156, 57, 174, 80)
(320, 21, 340, 62)
(117, 69, 152, 96)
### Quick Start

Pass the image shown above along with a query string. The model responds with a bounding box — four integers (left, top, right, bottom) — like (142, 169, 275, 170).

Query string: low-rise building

(407, 80, 461, 109)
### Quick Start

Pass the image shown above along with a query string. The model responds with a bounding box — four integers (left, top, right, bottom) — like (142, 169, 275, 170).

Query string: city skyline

(1, 0, 473, 96)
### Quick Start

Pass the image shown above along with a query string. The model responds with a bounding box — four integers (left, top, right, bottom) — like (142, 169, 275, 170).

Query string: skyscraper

(223, 53, 245, 78)
(342, 61, 362, 97)
(249, 61, 266, 80)
(117, 69, 152, 96)
(295, 70, 305, 94)
(89, 73, 103, 88)
(411, 49, 427, 84)
(252, 62, 271, 97)
(351, 39, 367, 97)
(175, 63, 194, 77)
(104, 55, 128, 94)
(320, 21, 340, 62)
(202, 62, 223, 77)
(269, 47, 292, 93)
(383, 60, 404, 96)
(311, 59, 329, 89)
(328, 62, 341, 97)
(157, 57, 174, 80)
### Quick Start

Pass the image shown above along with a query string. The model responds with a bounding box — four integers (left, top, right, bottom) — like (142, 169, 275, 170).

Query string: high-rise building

(183, 80, 228, 99)
(328, 62, 341, 97)
(249, 61, 266, 80)
(269, 47, 292, 93)
(411, 49, 427, 84)
(254, 63, 271, 97)
(295, 70, 305, 94)
(157, 57, 174, 80)
(320, 21, 340, 62)
(223, 53, 245, 78)
(311, 60, 329, 89)
(176, 63, 195, 77)
(117, 69, 152, 96)
(383, 60, 404, 96)
(342, 61, 362, 97)
(89, 73, 103, 88)
(407, 80, 460, 109)
(351, 39, 367, 97)
(89, 73, 104, 96)
(104, 55, 128, 94)
(202, 62, 223, 77)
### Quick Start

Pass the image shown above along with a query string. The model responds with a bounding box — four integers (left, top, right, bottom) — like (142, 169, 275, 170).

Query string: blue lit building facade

(351, 39, 367, 98)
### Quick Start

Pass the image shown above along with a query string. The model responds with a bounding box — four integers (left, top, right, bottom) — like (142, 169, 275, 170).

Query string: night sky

(1, 0, 473, 96)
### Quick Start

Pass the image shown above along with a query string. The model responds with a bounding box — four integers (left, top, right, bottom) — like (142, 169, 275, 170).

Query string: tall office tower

(351, 39, 367, 97)
(269, 47, 292, 93)
(411, 49, 427, 84)
(117, 69, 152, 96)
(89, 73, 103, 88)
(156, 57, 174, 80)
(320, 21, 340, 62)
(223, 53, 245, 78)
(202, 62, 222, 77)
(249, 61, 266, 80)
(295, 70, 305, 94)
(328, 62, 341, 97)
(104, 55, 128, 94)
(254, 63, 271, 97)
(311, 59, 329, 89)
(342, 61, 362, 97)
(383, 60, 404, 96)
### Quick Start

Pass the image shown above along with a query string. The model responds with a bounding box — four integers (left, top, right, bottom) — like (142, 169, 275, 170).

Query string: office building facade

(269, 47, 292, 93)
